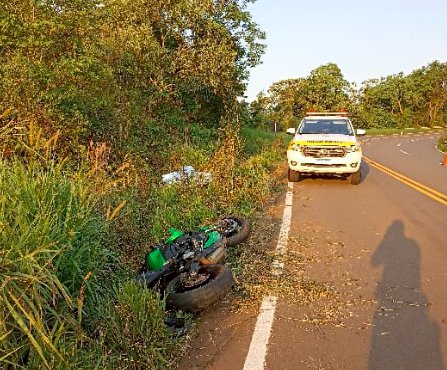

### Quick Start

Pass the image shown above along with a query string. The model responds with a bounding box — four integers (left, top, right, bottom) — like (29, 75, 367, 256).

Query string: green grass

(0, 160, 173, 369)
(70, 281, 177, 370)
(148, 126, 287, 239)
(365, 127, 447, 135)
(438, 135, 447, 153)
(0, 159, 109, 367)
(241, 127, 289, 155)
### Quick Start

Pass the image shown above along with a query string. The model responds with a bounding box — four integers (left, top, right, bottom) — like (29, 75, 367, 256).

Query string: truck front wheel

(288, 168, 301, 182)
(349, 169, 361, 185)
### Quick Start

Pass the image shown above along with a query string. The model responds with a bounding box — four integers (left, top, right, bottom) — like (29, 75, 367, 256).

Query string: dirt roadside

(172, 175, 374, 370)
(172, 175, 289, 370)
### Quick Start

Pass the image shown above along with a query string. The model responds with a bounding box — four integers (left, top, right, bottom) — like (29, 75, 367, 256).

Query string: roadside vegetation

(0, 125, 284, 369)
(438, 135, 447, 153)
(250, 62, 447, 130)
(0, 1, 285, 368)
(365, 127, 446, 135)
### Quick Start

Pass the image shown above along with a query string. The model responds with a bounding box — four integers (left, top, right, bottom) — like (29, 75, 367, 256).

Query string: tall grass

(0, 125, 286, 369)
(0, 159, 114, 368)
(241, 127, 288, 155)
(148, 125, 285, 240)
(82, 282, 174, 369)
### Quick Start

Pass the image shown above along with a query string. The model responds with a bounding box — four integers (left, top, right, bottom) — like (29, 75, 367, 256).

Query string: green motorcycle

(136, 216, 250, 311)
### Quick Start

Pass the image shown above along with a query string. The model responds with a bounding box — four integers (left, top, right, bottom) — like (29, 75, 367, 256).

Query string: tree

(249, 63, 352, 129)
(305, 63, 351, 111)
(0, 0, 266, 153)
(359, 61, 447, 128)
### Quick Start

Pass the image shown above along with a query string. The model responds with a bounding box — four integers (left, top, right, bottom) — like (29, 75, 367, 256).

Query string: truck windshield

(299, 119, 353, 135)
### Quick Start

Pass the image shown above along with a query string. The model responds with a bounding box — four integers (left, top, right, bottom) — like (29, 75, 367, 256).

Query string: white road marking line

(243, 296, 278, 370)
(243, 182, 294, 370)
(276, 188, 293, 256)
(399, 150, 409, 155)
(397, 143, 402, 147)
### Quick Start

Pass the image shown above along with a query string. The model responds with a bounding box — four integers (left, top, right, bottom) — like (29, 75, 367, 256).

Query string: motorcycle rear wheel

(165, 265, 234, 312)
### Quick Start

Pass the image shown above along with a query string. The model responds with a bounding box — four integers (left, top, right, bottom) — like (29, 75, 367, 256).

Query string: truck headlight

(291, 143, 302, 152)
(348, 144, 360, 152)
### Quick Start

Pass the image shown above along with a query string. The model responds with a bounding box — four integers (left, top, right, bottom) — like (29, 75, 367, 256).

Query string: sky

(244, 0, 447, 101)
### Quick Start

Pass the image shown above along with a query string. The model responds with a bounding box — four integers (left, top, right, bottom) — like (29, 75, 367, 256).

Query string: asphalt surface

(177, 132, 447, 370)
(362, 132, 447, 194)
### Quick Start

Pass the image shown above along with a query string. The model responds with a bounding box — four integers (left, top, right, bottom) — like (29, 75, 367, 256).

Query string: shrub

(438, 134, 447, 153)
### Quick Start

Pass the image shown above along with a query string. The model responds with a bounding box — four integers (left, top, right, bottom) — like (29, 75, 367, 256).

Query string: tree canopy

(250, 63, 352, 129)
(1, 0, 266, 152)
(249, 61, 447, 130)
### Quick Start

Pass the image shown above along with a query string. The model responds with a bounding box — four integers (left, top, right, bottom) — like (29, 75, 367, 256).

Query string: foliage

(250, 61, 447, 130)
(359, 61, 447, 128)
(0, 1, 288, 368)
(79, 282, 174, 370)
(0, 121, 285, 369)
(363, 127, 445, 135)
(0, 0, 265, 153)
(250, 63, 352, 129)
(438, 134, 447, 153)
(240, 126, 287, 155)
(148, 125, 284, 240)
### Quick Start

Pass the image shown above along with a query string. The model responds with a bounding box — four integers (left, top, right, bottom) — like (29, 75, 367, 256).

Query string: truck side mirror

(356, 129, 366, 136)
(286, 128, 296, 135)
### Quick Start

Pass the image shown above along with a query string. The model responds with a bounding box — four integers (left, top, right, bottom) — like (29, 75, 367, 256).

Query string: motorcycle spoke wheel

(218, 216, 251, 247)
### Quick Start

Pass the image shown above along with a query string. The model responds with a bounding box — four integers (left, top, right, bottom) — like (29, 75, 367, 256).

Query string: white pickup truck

(286, 112, 365, 185)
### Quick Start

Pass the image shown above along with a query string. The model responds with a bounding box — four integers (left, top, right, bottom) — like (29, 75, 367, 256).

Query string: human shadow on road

(369, 220, 444, 370)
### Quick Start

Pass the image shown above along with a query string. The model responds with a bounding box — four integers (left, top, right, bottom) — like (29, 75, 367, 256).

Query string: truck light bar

(305, 111, 348, 116)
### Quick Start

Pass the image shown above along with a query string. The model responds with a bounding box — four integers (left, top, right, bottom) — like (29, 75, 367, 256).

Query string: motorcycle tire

(219, 215, 251, 247)
(165, 265, 234, 312)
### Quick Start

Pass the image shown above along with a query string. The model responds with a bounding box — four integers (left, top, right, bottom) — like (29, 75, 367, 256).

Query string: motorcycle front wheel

(165, 265, 234, 312)
(217, 215, 250, 247)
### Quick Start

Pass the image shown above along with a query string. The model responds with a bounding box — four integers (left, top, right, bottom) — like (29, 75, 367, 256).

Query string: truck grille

(302, 163, 347, 168)
(302, 146, 346, 158)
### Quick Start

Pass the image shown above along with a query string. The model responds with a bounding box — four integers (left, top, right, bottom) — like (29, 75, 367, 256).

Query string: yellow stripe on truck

(288, 141, 357, 149)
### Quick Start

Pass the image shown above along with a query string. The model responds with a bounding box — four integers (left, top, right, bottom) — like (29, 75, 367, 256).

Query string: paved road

(362, 132, 447, 194)
(177, 132, 447, 370)
(266, 133, 447, 370)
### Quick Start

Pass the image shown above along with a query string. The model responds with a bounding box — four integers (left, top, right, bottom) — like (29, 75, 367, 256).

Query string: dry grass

(225, 209, 361, 328)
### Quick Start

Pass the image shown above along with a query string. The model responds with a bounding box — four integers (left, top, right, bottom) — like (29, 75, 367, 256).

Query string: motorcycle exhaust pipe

(200, 246, 226, 265)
